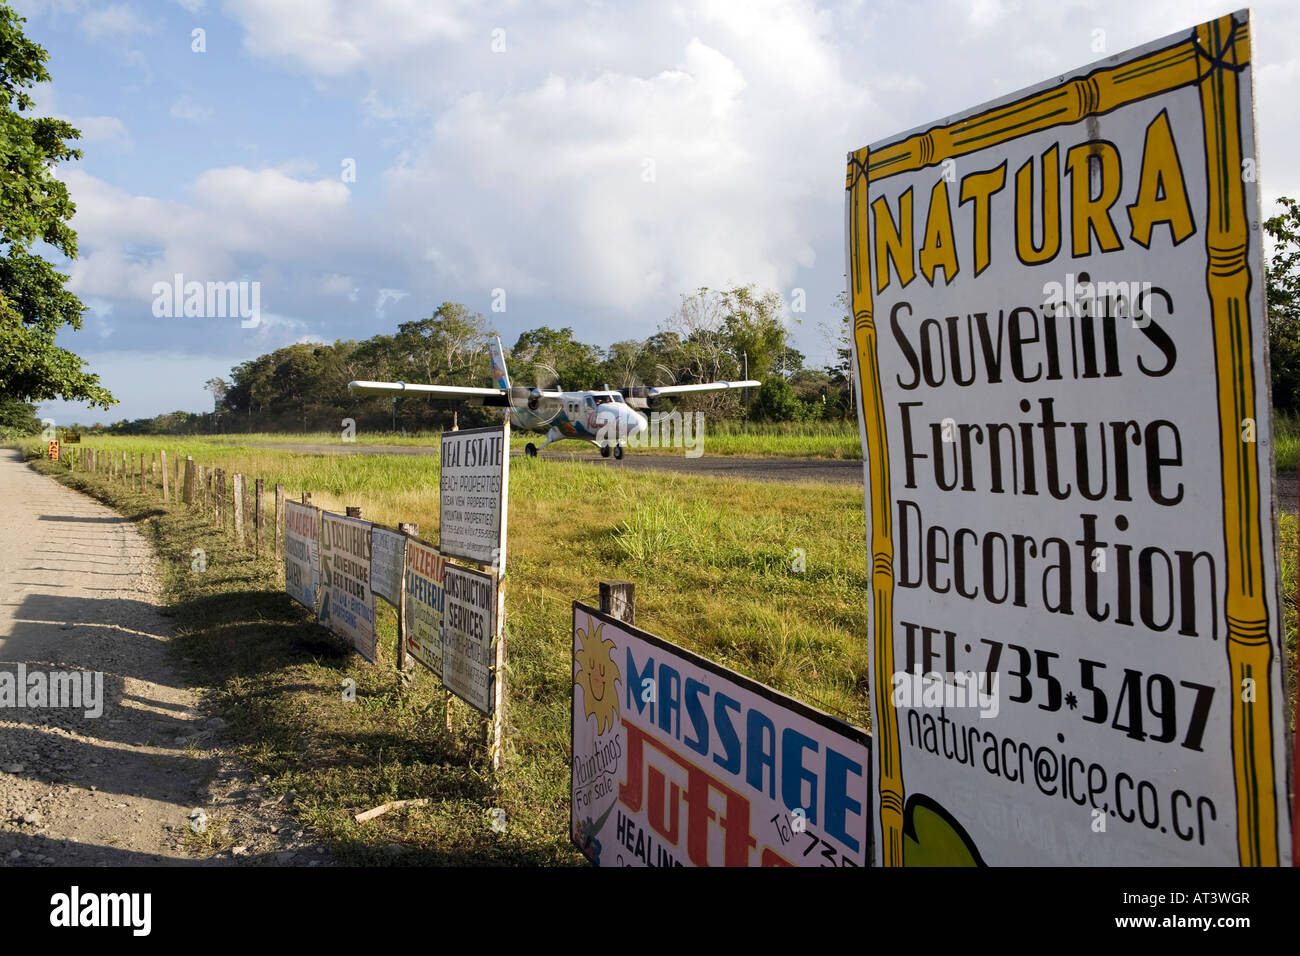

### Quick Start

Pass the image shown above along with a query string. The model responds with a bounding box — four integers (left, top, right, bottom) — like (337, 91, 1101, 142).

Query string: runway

(249, 443, 1300, 504)
(254, 443, 866, 484)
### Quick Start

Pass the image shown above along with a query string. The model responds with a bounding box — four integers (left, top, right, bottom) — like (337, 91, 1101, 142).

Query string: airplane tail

(489, 336, 511, 390)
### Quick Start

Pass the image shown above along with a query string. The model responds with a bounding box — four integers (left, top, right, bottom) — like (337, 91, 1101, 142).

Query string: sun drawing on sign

(574, 618, 621, 734)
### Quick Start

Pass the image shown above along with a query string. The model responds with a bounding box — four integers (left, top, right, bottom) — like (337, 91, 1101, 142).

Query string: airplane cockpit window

(593, 394, 614, 405)
(585, 396, 595, 409)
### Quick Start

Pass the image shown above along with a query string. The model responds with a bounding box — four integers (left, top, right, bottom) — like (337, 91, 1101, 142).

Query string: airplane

(347, 336, 759, 459)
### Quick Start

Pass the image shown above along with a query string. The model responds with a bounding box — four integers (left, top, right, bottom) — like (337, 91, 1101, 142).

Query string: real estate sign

(845, 10, 1291, 865)
(570, 603, 872, 867)
(318, 511, 376, 662)
(439, 425, 507, 567)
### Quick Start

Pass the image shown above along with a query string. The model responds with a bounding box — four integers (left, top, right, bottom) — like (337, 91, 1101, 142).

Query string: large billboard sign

(318, 511, 377, 662)
(845, 11, 1291, 865)
(284, 501, 320, 611)
(570, 603, 872, 867)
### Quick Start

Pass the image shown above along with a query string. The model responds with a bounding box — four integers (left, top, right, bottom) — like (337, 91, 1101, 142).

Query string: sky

(16, 0, 1300, 425)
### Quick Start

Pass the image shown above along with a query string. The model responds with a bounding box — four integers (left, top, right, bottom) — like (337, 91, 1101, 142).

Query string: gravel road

(0, 448, 325, 867)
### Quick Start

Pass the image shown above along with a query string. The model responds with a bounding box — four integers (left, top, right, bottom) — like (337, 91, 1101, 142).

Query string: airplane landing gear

(600, 444, 611, 458)
(525, 443, 538, 457)
(613, 445, 624, 460)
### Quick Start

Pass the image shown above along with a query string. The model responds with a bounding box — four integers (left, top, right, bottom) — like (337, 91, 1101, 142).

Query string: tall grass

(1274, 411, 1299, 472)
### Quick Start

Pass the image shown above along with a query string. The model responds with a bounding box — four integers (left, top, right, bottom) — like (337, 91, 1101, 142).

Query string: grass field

(24, 436, 871, 864)
(20, 435, 1300, 865)
(71, 409, 1300, 468)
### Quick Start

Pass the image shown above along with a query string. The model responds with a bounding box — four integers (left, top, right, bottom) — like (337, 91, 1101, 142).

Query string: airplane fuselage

(509, 391, 648, 446)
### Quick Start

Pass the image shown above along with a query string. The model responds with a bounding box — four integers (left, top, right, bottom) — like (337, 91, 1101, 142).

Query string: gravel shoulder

(0, 448, 327, 867)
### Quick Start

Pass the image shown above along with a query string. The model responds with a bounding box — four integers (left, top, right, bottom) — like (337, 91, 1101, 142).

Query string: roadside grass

(23, 439, 871, 864)
(1275, 411, 1299, 472)
(1281, 512, 1298, 727)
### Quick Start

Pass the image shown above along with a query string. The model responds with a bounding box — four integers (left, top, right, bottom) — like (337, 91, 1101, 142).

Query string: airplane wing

(642, 380, 761, 396)
(619, 379, 761, 408)
(348, 381, 505, 399)
(348, 380, 566, 410)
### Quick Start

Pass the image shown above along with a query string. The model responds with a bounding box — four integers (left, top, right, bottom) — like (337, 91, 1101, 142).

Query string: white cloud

(169, 95, 211, 122)
(225, 0, 471, 78)
(29, 85, 130, 145)
(79, 3, 156, 39)
(320, 273, 356, 296)
(380, 10, 869, 312)
(72, 114, 130, 142)
(61, 165, 354, 305)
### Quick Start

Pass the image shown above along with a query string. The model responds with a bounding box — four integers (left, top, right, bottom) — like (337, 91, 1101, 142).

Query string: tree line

(59, 286, 857, 436)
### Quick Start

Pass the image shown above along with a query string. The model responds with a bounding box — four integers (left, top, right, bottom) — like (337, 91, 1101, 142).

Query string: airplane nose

(627, 410, 647, 436)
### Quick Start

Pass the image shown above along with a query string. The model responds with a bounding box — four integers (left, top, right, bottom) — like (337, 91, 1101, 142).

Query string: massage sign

(845, 11, 1292, 865)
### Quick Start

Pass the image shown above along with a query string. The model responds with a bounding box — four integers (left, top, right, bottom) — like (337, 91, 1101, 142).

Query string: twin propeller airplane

(348, 337, 758, 459)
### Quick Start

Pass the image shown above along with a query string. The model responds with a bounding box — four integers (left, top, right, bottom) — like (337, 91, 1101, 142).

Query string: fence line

(58, 444, 510, 762)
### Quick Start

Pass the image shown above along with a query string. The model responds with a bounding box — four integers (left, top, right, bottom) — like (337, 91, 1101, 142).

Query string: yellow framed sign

(845, 10, 1292, 866)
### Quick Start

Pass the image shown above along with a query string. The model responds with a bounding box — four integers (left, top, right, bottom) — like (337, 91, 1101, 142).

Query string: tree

(204, 377, 228, 410)
(661, 285, 793, 418)
(817, 289, 857, 421)
(1265, 197, 1300, 412)
(0, 395, 39, 437)
(750, 375, 801, 423)
(510, 326, 603, 390)
(0, 5, 113, 409)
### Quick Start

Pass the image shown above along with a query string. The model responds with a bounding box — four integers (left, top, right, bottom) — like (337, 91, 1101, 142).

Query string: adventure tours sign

(845, 11, 1292, 865)
(318, 510, 377, 662)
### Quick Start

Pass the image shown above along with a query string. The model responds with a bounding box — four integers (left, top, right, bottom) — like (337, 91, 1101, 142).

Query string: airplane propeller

(506, 359, 563, 425)
(619, 363, 676, 411)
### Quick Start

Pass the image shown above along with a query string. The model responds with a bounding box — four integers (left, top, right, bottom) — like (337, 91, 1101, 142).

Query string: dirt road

(0, 449, 322, 866)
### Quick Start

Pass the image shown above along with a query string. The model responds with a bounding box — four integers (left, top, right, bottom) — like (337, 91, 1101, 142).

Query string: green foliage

(1267, 197, 1300, 413)
(0, 4, 113, 409)
(0, 394, 39, 438)
(750, 375, 801, 423)
(510, 325, 603, 390)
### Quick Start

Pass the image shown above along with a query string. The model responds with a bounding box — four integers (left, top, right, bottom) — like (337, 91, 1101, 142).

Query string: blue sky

(18, 0, 1300, 424)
